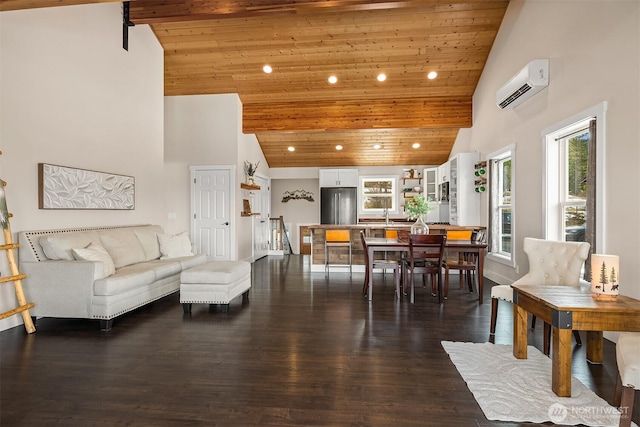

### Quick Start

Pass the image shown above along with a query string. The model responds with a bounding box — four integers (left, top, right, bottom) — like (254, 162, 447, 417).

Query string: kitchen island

(308, 223, 483, 272)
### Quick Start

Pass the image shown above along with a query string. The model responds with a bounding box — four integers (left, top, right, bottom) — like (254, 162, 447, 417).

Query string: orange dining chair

(360, 230, 402, 299)
(407, 234, 447, 303)
(443, 230, 477, 299)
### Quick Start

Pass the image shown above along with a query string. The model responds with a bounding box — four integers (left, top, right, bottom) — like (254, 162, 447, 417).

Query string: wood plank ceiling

(1, 0, 510, 168)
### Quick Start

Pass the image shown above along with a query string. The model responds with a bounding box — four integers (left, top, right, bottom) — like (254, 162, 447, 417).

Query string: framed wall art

(38, 163, 135, 210)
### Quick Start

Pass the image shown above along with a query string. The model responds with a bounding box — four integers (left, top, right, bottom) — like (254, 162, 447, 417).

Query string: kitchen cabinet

(423, 167, 439, 222)
(319, 169, 358, 187)
(437, 161, 450, 183)
(423, 167, 437, 202)
(449, 152, 480, 226)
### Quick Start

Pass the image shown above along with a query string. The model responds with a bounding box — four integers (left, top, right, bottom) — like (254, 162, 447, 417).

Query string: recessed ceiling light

(412, 143, 420, 149)
(287, 146, 295, 152)
(263, 65, 273, 74)
(373, 144, 382, 149)
(336, 145, 343, 151)
(377, 73, 387, 82)
(427, 71, 438, 80)
(328, 75, 338, 84)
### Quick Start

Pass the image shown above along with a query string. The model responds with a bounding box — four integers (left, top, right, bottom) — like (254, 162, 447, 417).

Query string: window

(488, 145, 515, 266)
(543, 102, 606, 250)
(559, 126, 589, 242)
(360, 177, 397, 213)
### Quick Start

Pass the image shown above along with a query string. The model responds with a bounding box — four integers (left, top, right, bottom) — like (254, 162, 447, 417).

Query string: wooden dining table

(512, 284, 640, 397)
(363, 236, 488, 303)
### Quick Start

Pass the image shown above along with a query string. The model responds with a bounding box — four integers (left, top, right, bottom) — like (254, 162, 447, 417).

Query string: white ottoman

(180, 261, 252, 313)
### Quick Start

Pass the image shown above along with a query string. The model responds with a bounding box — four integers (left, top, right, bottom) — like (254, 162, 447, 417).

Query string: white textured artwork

(38, 163, 135, 210)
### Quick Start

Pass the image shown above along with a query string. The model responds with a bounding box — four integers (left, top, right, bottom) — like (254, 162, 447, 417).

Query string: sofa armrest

(20, 260, 98, 319)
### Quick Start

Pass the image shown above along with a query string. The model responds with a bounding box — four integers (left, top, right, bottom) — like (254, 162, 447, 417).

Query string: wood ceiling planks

(1, 0, 509, 167)
(258, 128, 457, 168)
(243, 98, 472, 132)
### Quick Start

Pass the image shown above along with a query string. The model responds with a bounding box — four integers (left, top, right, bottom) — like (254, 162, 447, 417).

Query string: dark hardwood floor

(1, 255, 636, 426)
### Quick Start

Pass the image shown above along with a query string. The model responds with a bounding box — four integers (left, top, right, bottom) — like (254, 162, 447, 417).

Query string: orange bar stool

(324, 229, 352, 278)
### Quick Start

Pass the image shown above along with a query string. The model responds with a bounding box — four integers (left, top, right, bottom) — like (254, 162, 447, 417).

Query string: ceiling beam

(243, 97, 472, 133)
(0, 0, 127, 12)
(128, 0, 495, 24)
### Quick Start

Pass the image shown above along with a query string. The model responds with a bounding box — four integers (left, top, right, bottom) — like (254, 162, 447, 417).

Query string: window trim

(487, 144, 516, 268)
(542, 102, 607, 252)
(359, 175, 398, 214)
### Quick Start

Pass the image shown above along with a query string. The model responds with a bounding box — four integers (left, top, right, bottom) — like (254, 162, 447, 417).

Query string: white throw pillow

(72, 242, 116, 280)
(39, 231, 101, 261)
(134, 227, 162, 261)
(98, 229, 146, 269)
(158, 232, 194, 259)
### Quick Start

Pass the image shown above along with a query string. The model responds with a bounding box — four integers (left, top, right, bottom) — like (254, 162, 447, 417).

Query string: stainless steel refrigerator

(320, 187, 357, 224)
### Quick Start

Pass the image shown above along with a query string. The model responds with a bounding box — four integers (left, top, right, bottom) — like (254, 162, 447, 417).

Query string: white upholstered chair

(489, 237, 591, 349)
(615, 332, 640, 427)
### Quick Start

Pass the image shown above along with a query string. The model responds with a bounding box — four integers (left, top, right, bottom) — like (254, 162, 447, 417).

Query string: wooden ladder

(0, 173, 36, 333)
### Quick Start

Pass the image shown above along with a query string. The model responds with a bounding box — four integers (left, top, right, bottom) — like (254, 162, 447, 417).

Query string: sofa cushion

(99, 228, 147, 269)
(39, 231, 101, 261)
(72, 242, 116, 279)
(134, 226, 163, 261)
(93, 264, 157, 296)
(158, 232, 194, 259)
(144, 259, 182, 281)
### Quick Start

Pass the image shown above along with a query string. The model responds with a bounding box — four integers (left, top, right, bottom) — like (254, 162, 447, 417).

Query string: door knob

(223, 222, 229, 225)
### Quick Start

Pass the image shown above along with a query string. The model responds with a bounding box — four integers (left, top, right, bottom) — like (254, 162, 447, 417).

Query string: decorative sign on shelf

(38, 163, 135, 210)
(282, 189, 315, 203)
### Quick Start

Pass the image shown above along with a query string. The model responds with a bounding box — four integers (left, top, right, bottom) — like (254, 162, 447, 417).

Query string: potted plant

(405, 193, 433, 234)
(244, 161, 260, 185)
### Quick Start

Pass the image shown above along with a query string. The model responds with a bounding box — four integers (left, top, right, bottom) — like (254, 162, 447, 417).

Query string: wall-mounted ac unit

(496, 59, 549, 109)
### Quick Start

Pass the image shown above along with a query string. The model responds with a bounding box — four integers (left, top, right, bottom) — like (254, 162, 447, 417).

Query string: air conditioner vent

(496, 59, 549, 109)
(498, 84, 533, 109)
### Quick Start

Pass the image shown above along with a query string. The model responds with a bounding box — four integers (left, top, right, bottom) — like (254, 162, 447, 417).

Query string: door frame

(251, 173, 271, 261)
(189, 165, 236, 260)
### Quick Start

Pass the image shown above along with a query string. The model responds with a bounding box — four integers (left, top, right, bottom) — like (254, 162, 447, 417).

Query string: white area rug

(441, 341, 633, 427)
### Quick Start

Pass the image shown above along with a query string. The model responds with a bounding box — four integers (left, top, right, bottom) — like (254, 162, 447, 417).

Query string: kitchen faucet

(383, 207, 389, 225)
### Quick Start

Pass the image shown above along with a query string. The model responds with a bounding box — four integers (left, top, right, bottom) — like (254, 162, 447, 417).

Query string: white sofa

(18, 224, 207, 331)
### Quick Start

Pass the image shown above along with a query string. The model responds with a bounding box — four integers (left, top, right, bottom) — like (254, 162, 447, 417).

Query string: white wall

(0, 4, 164, 330)
(164, 94, 267, 261)
(460, 0, 640, 300)
(271, 178, 320, 253)
(164, 94, 240, 236)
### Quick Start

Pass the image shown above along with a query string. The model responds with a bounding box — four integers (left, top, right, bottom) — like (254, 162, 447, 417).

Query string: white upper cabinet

(319, 169, 359, 187)
(423, 167, 440, 222)
(437, 161, 450, 183)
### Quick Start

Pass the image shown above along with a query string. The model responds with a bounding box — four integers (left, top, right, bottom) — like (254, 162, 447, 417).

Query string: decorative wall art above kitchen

(282, 190, 315, 203)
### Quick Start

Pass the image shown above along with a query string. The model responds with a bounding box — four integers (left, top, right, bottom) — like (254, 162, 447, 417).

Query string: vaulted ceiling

(1, 0, 510, 168)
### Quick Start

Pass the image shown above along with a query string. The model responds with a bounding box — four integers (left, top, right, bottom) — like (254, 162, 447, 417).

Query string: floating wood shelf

(241, 183, 260, 190)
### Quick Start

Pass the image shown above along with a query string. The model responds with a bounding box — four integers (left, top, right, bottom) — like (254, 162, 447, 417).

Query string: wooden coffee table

(512, 284, 640, 397)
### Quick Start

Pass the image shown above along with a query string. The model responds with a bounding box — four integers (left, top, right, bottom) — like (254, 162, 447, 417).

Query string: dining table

(512, 284, 640, 397)
(363, 236, 488, 303)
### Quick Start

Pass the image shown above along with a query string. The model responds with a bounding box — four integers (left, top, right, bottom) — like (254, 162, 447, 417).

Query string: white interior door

(191, 166, 234, 261)
(253, 174, 270, 260)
